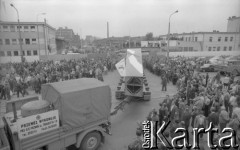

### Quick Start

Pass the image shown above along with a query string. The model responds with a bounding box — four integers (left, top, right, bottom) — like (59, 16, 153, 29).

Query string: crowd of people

(129, 55, 240, 150)
(0, 55, 118, 100)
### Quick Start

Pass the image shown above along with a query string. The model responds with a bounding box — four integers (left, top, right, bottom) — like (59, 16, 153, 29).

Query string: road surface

(98, 69, 177, 150)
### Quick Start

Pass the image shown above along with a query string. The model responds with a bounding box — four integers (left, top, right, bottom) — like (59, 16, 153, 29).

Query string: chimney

(107, 22, 109, 39)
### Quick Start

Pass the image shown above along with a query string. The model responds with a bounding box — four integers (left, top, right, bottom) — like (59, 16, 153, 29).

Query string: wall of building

(227, 17, 240, 32)
(0, 22, 57, 61)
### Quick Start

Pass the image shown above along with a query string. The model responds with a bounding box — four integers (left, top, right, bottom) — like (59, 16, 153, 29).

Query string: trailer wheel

(80, 132, 101, 150)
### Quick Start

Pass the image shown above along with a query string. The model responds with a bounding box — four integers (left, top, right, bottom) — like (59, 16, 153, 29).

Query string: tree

(145, 32, 153, 41)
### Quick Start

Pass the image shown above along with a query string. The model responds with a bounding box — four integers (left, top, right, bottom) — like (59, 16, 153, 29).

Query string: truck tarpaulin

(41, 78, 111, 130)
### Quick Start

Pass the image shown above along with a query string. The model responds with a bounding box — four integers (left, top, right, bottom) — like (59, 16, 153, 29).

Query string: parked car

(200, 64, 215, 72)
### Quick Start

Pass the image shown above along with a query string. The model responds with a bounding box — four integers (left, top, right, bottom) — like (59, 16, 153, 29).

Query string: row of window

(184, 37, 198, 42)
(183, 36, 234, 42)
(0, 50, 38, 57)
(208, 46, 232, 51)
(0, 38, 37, 45)
(179, 47, 195, 51)
(209, 36, 233, 42)
(1, 25, 37, 32)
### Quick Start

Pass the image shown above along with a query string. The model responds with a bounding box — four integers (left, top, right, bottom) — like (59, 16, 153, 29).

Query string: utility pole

(10, 3, 24, 62)
(167, 10, 178, 62)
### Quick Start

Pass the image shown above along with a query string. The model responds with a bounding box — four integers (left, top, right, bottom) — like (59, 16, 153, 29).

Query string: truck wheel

(80, 132, 101, 150)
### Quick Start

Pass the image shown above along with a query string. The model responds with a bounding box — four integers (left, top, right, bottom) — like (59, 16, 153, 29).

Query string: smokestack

(107, 22, 109, 38)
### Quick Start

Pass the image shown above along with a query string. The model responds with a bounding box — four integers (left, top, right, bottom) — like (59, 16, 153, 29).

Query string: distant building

(94, 36, 144, 50)
(227, 16, 240, 32)
(159, 32, 240, 52)
(56, 27, 80, 48)
(158, 16, 240, 52)
(56, 27, 74, 41)
(0, 20, 56, 63)
(85, 35, 96, 45)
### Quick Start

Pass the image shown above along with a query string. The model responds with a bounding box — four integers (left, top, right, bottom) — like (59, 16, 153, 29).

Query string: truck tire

(80, 132, 101, 150)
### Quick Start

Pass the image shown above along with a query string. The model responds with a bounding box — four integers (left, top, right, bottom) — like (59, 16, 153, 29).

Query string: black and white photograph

(0, 0, 240, 150)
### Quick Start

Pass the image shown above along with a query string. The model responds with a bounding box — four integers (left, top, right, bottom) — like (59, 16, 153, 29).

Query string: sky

(0, 0, 239, 38)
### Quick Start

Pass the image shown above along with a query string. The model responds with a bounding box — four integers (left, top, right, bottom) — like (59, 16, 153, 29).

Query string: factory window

(3, 25, 8, 31)
(30, 26, 36, 32)
(229, 46, 232, 51)
(209, 37, 212, 42)
(208, 47, 212, 51)
(30, 26, 35, 29)
(5, 39, 10, 45)
(17, 26, 22, 29)
(213, 47, 216, 51)
(225, 37, 228, 42)
(223, 46, 227, 51)
(25, 39, 30, 45)
(31, 38, 37, 44)
(218, 37, 221, 42)
(19, 39, 23, 44)
(27, 50, 31, 56)
(7, 51, 12, 56)
(0, 51, 5, 57)
(24, 26, 29, 29)
(195, 37, 198, 42)
(217, 47, 220, 51)
(10, 25, 15, 32)
(33, 50, 38, 55)
(0, 39, 2, 45)
(12, 39, 17, 45)
(14, 51, 19, 56)
(230, 37, 233, 41)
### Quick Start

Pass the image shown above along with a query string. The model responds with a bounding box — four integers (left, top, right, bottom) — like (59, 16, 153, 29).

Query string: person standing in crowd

(223, 75, 230, 89)
(161, 75, 167, 91)
(205, 73, 209, 87)
(158, 103, 165, 127)
(181, 107, 191, 131)
(208, 107, 219, 128)
(194, 110, 206, 138)
(219, 106, 229, 132)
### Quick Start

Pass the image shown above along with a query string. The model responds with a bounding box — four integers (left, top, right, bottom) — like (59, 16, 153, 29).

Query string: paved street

(98, 69, 177, 150)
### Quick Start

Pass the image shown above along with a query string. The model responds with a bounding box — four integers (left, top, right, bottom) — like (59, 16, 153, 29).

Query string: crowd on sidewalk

(129, 56, 240, 150)
(0, 56, 117, 100)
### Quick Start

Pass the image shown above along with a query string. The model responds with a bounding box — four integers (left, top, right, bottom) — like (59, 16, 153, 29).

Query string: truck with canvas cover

(0, 78, 111, 150)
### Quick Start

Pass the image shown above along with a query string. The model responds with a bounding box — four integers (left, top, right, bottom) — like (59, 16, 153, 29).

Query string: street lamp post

(36, 13, 46, 57)
(167, 10, 178, 62)
(10, 3, 24, 63)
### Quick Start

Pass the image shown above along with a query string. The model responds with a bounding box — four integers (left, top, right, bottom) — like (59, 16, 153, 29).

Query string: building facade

(227, 16, 240, 32)
(0, 20, 56, 62)
(56, 27, 80, 49)
(159, 32, 240, 52)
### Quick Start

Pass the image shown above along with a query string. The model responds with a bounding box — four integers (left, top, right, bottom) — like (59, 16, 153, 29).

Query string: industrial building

(157, 16, 240, 52)
(0, 20, 57, 63)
